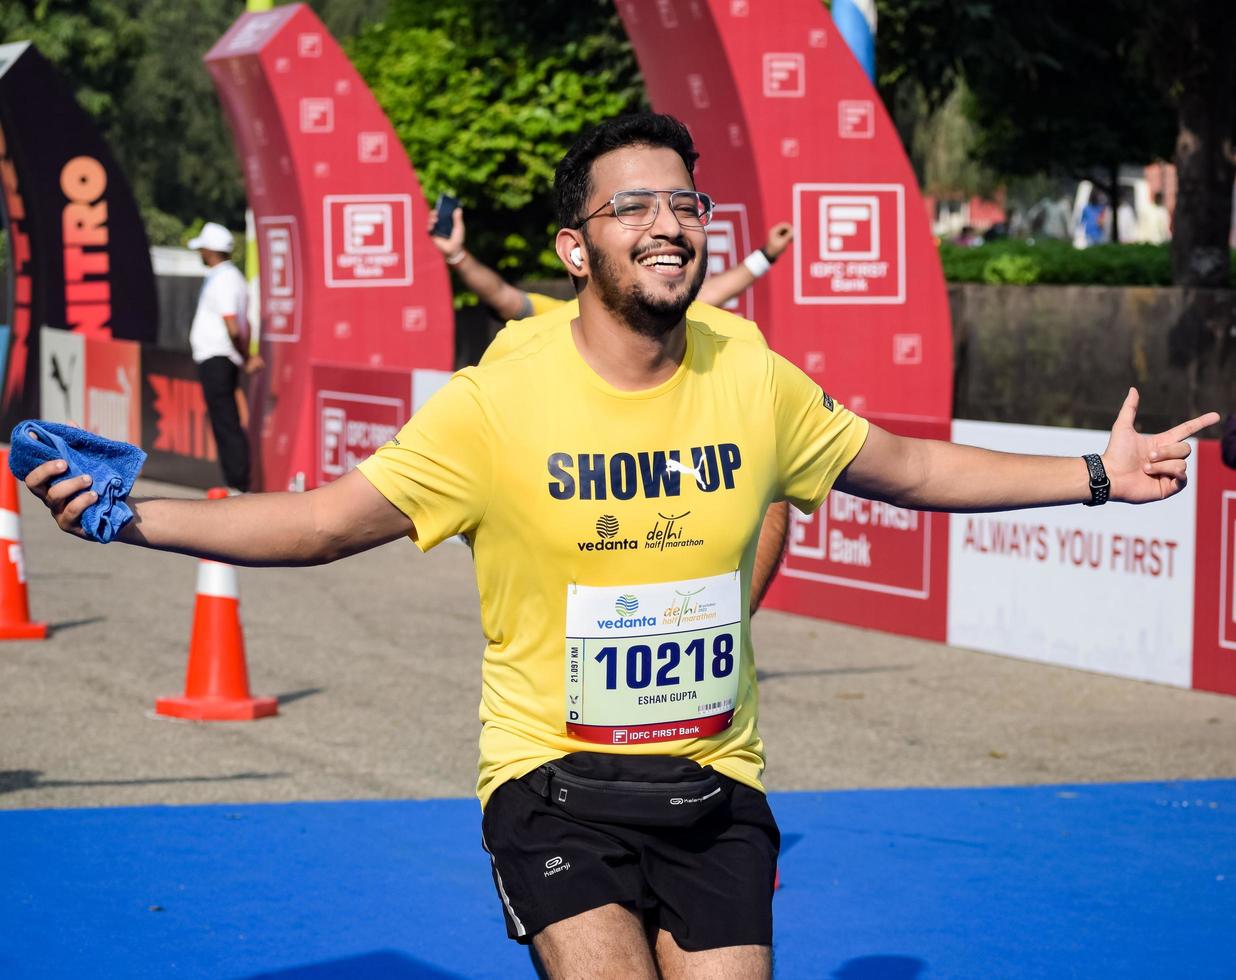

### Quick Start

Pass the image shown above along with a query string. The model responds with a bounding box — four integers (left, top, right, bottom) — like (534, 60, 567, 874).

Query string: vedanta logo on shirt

(579, 514, 638, 552)
(547, 444, 741, 500)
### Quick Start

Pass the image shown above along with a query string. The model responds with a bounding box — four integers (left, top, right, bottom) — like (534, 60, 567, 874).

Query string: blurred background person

(1115, 187, 1138, 243)
(951, 224, 985, 247)
(1139, 191, 1172, 244)
(1074, 188, 1109, 248)
(188, 221, 262, 493)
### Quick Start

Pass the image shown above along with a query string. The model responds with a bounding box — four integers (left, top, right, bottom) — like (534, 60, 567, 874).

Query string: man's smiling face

(580, 144, 709, 338)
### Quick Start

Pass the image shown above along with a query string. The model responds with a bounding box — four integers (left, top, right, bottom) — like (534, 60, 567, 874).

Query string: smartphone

(431, 193, 460, 238)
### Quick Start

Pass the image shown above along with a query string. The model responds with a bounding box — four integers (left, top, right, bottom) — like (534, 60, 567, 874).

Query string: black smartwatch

(1082, 453, 1110, 506)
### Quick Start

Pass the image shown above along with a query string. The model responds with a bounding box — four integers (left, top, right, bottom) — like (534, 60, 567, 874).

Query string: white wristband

(445, 250, 467, 266)
(742, 249, 771, 278)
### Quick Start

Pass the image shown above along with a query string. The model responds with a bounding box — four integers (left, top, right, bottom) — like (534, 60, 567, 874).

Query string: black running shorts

(481, 769, 779, 950)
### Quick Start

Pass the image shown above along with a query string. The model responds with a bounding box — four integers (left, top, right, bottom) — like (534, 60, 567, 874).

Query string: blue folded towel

(8, 421, 147, 543)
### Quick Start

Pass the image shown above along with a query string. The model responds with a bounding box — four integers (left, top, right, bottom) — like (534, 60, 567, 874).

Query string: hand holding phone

(431, 194, 460, 239)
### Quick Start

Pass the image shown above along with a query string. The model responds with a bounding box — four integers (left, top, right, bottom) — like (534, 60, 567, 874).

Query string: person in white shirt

(1138, 192, 1172, 245)
(1115, 188, 1139, 244)
(188, 222, 262, 492)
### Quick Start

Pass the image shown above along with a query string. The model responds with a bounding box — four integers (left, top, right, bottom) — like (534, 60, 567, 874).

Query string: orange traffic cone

(155, 488, 276, 721)
(0, 450, 48, 640)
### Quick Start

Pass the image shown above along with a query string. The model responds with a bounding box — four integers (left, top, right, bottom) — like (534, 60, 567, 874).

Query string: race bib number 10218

(564, 572, 742, 746)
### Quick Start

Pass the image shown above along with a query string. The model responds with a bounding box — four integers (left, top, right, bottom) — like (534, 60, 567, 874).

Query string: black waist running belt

(525, 752, 726, 828)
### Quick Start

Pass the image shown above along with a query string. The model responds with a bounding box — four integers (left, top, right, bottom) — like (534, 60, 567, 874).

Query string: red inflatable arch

(619, 0, 953, 638)
(205, 4, 454, 493)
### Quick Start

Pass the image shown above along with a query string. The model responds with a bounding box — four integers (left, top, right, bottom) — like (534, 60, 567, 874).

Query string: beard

(585, 232, 708, 339)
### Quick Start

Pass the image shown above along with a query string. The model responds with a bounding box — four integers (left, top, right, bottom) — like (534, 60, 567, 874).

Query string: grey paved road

(3, 478, 1234, 811)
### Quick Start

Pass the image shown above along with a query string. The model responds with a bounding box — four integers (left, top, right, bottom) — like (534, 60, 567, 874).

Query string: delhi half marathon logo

(615, 594, 640, 615)
(578, 515, 637, 553)
(664, 586, 720, 627)
(645, 511, 704, 551)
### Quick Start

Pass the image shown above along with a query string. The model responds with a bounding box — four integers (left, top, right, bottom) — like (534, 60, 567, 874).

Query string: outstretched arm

(429, 209, 531, 321)
(697, 222, 794, 308)
(836, 389, 1219, 511)
(27, 460, 413, 567)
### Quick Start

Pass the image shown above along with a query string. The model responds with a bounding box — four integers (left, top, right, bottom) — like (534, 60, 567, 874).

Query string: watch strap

(1082, 453, 1110, 506)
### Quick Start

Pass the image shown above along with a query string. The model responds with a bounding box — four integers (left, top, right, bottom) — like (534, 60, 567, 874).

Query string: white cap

(188, 221, 235, 253)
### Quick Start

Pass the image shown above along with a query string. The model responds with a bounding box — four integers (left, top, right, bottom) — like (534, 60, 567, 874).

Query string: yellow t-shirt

(525, 291, 569, 318)
(482, 296, 765, 366)
(358, 318, 868, 807)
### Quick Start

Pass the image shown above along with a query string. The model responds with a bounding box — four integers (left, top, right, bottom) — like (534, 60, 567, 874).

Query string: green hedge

(348, 4, 643, 282)
(939, 240, 1236, 286)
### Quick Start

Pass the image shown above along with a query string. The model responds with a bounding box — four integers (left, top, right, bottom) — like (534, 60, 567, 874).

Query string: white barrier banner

(947, 420, 1196, 687)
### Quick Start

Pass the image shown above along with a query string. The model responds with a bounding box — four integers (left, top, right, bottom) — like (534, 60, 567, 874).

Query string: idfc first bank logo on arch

(323, 194, 413, 287)
(792, 183, 906, 305)
(317, 391, 405, 484)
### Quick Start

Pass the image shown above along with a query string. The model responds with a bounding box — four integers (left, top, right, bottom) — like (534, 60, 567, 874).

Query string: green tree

(2, 0, 391, 246)
(348, 0, 644, 279)
(313, 0, 389, 41)
(0, 0, 147, 128)
(876, 0, 1232, 283)
(110, 1, 250, 243)
(889, 79, 1000, 201)
(958, 3, 1175, 245)
(1137, 0, 1235, 287)
(878, 0, 1176, 241)
(1, 0, 242, 243)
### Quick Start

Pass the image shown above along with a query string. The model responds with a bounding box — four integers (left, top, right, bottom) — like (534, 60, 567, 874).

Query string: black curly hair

(553, 113, 699, 229)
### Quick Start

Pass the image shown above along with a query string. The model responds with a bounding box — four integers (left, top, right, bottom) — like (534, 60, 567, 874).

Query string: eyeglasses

(578, 189, 714, 229)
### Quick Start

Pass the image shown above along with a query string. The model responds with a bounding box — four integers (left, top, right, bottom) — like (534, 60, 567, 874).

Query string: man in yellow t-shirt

(479, 298, 790, 616)
(433, 202, 795, 616)
(26, 114, 1216, 979)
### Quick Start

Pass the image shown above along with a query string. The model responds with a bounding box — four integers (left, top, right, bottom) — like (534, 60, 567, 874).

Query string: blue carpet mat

(1, 781, 1233, 978)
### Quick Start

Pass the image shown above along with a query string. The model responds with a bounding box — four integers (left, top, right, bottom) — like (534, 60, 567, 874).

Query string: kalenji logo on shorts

(543, 855, 571, 878)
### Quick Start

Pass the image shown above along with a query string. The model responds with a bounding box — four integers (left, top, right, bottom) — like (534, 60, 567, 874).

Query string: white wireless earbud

(570, 246, 584, 269)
